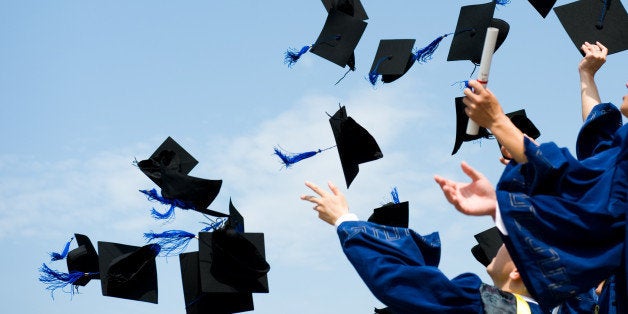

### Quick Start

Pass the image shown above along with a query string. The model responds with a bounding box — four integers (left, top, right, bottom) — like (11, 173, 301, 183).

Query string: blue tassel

(390, 187, 400, 204)
(413, 33, 453, 63)
(596, 0, 610, 29)
(200, 218, 226, 232)
(49, 237, 74, 261)
(273, 146, 335, 168)
(495, 0, 510, 5)
(144, 230, 195, 257)
(368, 56, 391, 86)
(140, 188, 195, 220)
(39, 263, 93, 298)
(284, 45, 310, 67)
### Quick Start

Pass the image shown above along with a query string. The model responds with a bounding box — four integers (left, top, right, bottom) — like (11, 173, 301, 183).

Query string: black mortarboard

(285, 7, 366, 72)
(322, 0, 368, 21)
(66, 234, 100, 286)
(471, 227, 503, 267)
(447, 2, 510, 64)
(368, 39, 416, 84)
(138, 137, 198, 187)
(554, 0, 628, 55)
(452, 97, 492, 155)
(98, 241, 159, 303)
(309, 9, 367, 69)
(179, 251, 254, 314)
(198, 230, 270, 294)
(329, 106, 383, 188)
(528, 0, 558, 18)
(367, 201, 409, 228)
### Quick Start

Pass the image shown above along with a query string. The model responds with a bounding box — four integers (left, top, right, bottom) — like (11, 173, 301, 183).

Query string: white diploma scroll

(466, 27, 499, 135)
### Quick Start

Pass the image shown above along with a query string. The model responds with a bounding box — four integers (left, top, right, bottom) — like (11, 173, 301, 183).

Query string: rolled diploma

(466, 27, 499, 135)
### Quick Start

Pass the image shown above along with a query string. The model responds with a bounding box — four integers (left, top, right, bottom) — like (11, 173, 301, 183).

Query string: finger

(499, 157, 510, 166)
(597, 42, 608, 54)
(460, 161, 483, 181)
(467, 80, 484, 94)
(328, 181, 340, 196)
(300, 195, 320, 204)
(305, 181, 327, 198)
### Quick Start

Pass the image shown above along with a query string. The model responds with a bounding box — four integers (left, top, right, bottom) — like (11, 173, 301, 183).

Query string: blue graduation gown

(496, 103, 627, 312)
(337, 221, 543, 313)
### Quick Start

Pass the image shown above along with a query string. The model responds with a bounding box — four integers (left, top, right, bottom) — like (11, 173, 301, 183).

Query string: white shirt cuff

(495, 201, 508, 235)
(334, 213, 358, 227)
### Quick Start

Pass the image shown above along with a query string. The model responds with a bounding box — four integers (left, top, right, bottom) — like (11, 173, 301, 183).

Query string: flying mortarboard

(98, 241, 160, 303)
(273, 105, 383, 188)
(368, 39, 416, 85)
(471, 227, 504, 267)
(180, 251, 254, 314)
(329, 106, 383, 188)
(138, 137, 224, 220)
(284, 9, 367, 72)
(39, 234, 100, 297)
(138, 136, 198, 187)
(447, 1, 510, 64)
(554, 0, 628, 55)
(506, 109, 541, 140)
(66, 234, 100, 286)
(367, 187, 409, 228)
(528, 0, 558, 18)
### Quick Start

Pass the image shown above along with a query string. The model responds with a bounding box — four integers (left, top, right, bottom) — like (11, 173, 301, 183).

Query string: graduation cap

(368, 39, 416, 85)
(447, 1, 510, 64)
(274, 105, 383, 188)
(554, 0, 628, 55)
(284, 8, 367, 72)
(179, 251, 255, 314)
(528, 0, 558, 18)
(471, 227, 504, 267)
(137, 136, 198, 187)
(138, 137, 224, 220)
(329, 106, 383, 188)
(39, 234, 100, 297)
(98, 241, 160, 303)
(506, 109, 541, 140)
(367, 187, 409, 228)
(66, 234, 100, 286)
(322, 0, 368, 21)
(451, 97, 492, 155)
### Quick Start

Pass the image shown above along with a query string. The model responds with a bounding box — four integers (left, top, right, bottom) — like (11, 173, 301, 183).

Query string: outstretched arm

(434, 162, 497, 219)
(300, 181, 349, 226)
(578, 42, 607, 121)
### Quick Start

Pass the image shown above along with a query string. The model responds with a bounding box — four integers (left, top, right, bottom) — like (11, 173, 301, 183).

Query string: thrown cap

(554, 0, 628, 55)
(447, 1, 510, 64)
(471, 227, 504, 267)
(66, 234, 100, 286)
(452, 97, 492, 155)
(528, 0, 558, 18)
(369, 39, 416, 84)
(159, 171, 223, 215)
(198, 230, 270, 294)
(329, 106, 383, 188)
(98, 241, 160, 303)
(138, 137, 198, 187)
(309, 9, 367, 69)
(179, 251, 254, 314)
(507, 109, 541, 140)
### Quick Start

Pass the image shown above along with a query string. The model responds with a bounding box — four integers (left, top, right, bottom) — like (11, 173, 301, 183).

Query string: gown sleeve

(337, 221, 483, 314)
(494, 105, 628, 311)
(576, 103, 623, 160)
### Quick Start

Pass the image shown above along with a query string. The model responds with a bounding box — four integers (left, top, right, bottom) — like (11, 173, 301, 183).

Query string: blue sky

(1, 1, 626, 313)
